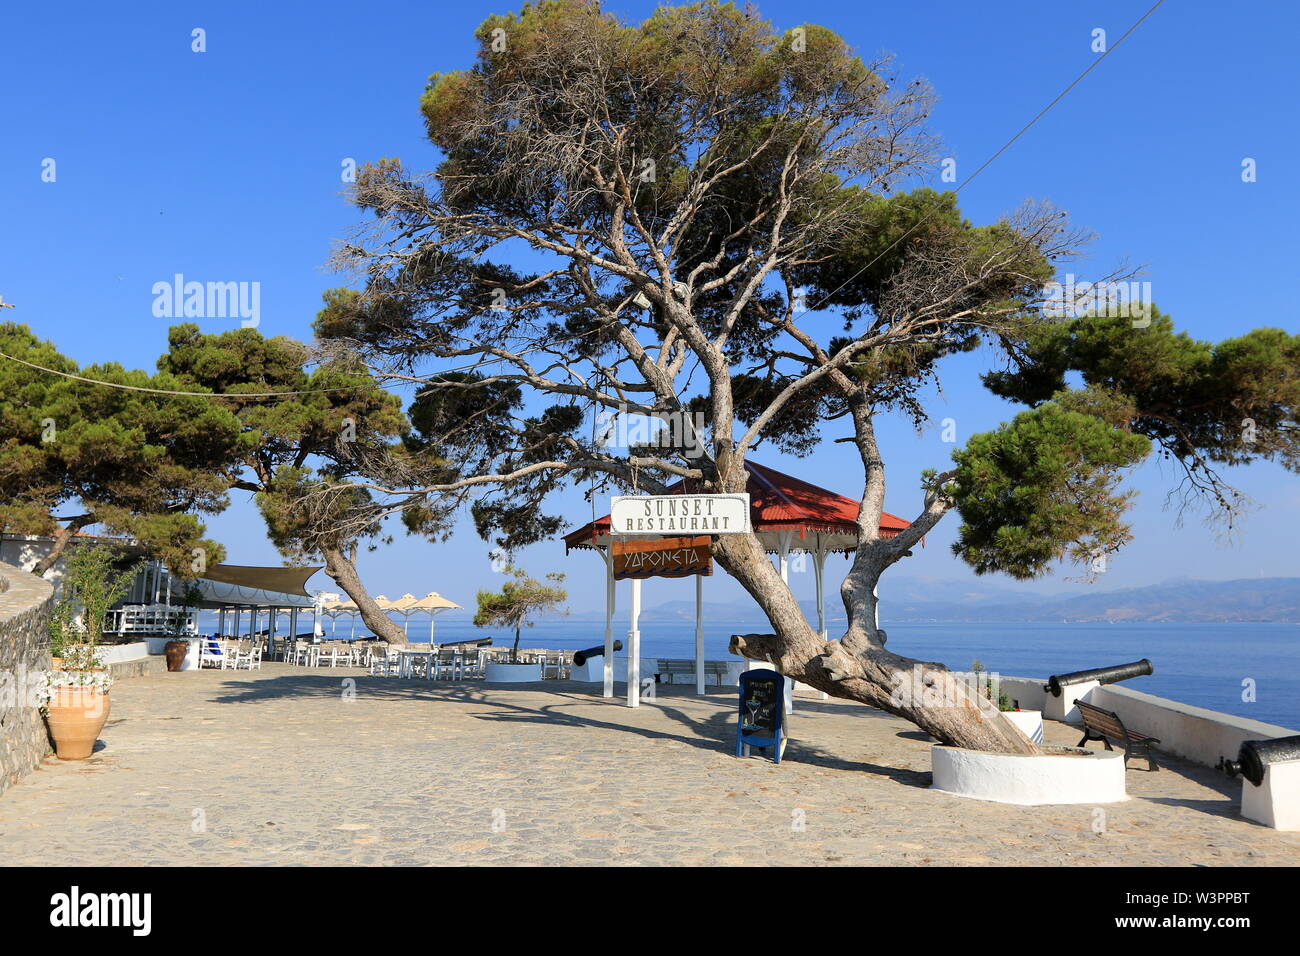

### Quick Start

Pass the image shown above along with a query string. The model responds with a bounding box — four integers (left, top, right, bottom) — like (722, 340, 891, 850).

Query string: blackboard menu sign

(736, 668, 786, 763)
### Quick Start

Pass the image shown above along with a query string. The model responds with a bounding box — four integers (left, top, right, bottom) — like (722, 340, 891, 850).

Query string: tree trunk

(713, 532, 1039, 755)
(32, 514, 94, 578)
(320, 545, 409, 646)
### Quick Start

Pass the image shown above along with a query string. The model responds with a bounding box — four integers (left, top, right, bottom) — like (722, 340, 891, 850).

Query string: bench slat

(1078, 701, 1156, 743)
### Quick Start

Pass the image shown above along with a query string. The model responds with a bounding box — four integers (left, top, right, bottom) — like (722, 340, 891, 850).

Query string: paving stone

(0, 663, 1296, 865)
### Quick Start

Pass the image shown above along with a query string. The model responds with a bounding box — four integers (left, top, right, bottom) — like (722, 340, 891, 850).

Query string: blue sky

(3, 0, 1297, 617)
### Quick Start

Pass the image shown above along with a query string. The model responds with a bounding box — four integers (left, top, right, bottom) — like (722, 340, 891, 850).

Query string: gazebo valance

(563, 460, 911, 554)
(561, 460, 914, 708)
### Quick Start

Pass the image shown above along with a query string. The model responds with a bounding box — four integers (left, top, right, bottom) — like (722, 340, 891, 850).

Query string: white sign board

(610, 494, 752, 535)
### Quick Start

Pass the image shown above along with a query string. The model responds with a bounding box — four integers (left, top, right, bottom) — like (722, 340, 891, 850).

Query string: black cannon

(1044, 658, 1153, 697)
(1218, 735, 1300, 787)
(572, 640, 624, 667)
(438, 637, 493, 648)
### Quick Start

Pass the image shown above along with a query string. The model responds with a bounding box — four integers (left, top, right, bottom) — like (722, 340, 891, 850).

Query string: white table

(397, 648, 435, 679)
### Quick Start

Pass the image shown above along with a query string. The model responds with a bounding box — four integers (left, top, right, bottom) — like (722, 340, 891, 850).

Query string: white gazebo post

(217, 607, 226, 638)
(601, 545, 615, 699)
(777, 530, 794, 714)
(694, 572, 705, 695)
(814, 535, 830, 700)
(627, 577, 642, 708)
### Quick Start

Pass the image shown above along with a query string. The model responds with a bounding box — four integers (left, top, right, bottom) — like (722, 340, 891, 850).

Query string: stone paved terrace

(2, 663, 1298, 866)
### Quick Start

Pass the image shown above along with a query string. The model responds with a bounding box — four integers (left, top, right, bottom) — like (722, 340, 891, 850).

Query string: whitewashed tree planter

(484, 662, 543, 683)
(1001, 710, 1044, 744)
(931, 745, 1126, 805)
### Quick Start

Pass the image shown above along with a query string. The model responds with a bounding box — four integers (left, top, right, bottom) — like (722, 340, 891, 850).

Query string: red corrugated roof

(563, 460, 912, 551)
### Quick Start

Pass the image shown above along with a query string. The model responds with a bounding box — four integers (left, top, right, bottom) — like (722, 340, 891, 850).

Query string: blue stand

(736, 668, 786, 763)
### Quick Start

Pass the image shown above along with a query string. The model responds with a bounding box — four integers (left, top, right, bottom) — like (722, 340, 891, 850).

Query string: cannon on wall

(1044, 659, 1153, 697)
(1218, 734, 1300, 831)
(572, 640, 624, 667)
(1219, 735, 1300, 787)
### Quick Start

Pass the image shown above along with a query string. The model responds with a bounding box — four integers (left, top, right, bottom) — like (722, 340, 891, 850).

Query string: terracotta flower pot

(50, 657, 64, 670)
(44, 687, 111, 760)
(164, 640, 188, 672)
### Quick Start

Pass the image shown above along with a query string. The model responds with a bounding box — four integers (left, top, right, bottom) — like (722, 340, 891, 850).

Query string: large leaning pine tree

(317, 1, 1299, 752)
(156, 322, 417, 644)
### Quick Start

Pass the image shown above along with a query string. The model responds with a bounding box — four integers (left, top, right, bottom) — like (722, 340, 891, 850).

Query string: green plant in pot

(40, 544, 139, 758)
(164, 583, 203, 671)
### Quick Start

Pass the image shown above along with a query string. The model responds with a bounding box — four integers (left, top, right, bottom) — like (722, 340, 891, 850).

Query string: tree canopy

(0, 321, 241, 575)
(473, 564, 568, 661)
(156, 318, 420, 643)
(306, 0, 1299, 752)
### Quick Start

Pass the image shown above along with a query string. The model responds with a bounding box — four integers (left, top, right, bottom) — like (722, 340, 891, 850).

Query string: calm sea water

(201, 611, 1300, 730)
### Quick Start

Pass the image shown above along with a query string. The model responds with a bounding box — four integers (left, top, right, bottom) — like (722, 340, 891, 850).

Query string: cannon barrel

(1218, 735, 1300, 787)
(1044, 658, 1153, 697)
(437, 637, 493, 648)
(572, 640, 624, 667)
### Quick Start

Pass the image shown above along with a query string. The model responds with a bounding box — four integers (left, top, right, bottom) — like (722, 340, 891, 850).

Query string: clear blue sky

(3, 1, 1297, 618)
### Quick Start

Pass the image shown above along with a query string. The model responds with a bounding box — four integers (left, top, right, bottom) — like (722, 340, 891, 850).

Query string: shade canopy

(203, 563, 321, 597)
(563, 460, 911, 554)
(191, 564, 322, 609)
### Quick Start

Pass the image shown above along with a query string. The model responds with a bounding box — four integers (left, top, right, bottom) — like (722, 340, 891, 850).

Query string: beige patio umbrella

(406, 592, 462, 643)
(385, 593, 420, 637)
(319, 595, 360, 637)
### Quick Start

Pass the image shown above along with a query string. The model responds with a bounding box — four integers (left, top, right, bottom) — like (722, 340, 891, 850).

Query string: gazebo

(562, 461, 912, 705)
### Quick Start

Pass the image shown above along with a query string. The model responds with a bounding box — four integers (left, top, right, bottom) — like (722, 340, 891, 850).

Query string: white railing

(104, 604, 198, 636)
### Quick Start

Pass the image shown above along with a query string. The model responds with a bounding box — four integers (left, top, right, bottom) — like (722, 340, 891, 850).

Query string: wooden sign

(610, 493, 751, 534)
(612, 536, 713, 580)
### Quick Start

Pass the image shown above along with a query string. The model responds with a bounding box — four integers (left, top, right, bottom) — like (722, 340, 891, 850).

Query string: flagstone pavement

(2, 664, 1297, 866)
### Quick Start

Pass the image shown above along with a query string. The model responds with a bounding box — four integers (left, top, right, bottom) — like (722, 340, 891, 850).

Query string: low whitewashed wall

(569, 657, 665, 684)
(97, 642, 149, 664)
(995, 675, 1049, 712)
(1086, 684, 1297, 769)
(993, 674, 1297, 770)
(932, 745, 1126, 805)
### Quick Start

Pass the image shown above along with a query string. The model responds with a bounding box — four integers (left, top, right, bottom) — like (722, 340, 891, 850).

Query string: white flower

(33, 668, 113, 706)
(61, 645, 105, 670)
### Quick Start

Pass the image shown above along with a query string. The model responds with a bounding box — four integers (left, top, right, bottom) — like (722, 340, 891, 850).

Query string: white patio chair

(540, 651, 567, 680)
(229, 640, 261, 670)
(409, 651, 434, 679)
(199, 637, 225, 669)
(369, 645, 398, 677)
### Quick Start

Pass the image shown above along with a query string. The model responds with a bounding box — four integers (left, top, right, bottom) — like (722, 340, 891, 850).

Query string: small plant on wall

(49, 545, 143, 664)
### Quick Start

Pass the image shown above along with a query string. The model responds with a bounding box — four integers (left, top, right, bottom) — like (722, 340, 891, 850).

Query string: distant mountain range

(576, 576, 1300, 623)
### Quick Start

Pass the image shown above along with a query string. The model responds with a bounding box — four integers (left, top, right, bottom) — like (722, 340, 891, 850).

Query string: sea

(199, 611, 1300, 730)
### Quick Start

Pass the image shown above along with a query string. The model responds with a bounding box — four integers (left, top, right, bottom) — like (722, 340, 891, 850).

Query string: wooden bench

(1076, 700, 1160, 771)
(656, 660, 734, 687)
